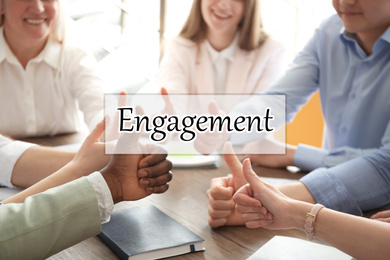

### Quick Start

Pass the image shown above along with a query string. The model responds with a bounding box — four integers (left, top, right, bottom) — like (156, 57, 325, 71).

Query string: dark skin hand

(101, 132, 173, 203)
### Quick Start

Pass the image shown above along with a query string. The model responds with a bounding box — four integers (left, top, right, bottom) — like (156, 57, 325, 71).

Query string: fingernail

(266, 219, 273, 224)
(244, 158, 252, 169)
(147, 187, 154, 193)
(139, 170, 149, 178)
(141, 179, 150, 187)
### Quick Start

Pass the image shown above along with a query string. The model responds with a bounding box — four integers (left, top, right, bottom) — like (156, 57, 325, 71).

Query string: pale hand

(371, 209, 390, 223)
(233, 158, 301, 230)
(207, 142, 267, 228)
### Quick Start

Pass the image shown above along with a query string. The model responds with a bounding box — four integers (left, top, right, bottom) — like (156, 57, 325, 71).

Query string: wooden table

(45, 161, 307, 260)
(21, 133, 389, 260)
(20, 132, 88, 147)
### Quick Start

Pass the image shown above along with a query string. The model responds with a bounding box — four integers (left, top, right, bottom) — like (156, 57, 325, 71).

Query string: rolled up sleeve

(294, 144, 328, 172)
(300, 143, 390, 216)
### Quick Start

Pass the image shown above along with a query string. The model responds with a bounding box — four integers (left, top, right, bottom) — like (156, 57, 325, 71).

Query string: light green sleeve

(0, 177, 102, 260)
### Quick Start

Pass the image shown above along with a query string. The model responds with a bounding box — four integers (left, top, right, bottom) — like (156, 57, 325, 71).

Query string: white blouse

(0, 27, 104, 138)
(0, 135, 35, 187)
(205, 34, 237, 94)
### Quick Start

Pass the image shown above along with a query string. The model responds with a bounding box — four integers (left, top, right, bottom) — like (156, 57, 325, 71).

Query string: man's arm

(300, 142, 390, 215)
(0, 178, 102, 260)
(0, 122, 172, 259)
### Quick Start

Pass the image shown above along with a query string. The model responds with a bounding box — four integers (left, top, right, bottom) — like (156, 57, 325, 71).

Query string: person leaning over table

(207, 141, 390, 230)
(233, 157, 390, 260)
(156, 0, 288, 96)
(196, 0, 390, 172)
(0, 0, 104, 138)
(197, 0, 390, 219)
(0, 120, 173, 259)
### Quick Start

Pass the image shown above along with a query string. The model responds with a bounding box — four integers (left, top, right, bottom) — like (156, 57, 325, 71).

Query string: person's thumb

(114, 108, 142, 154)
(208, 100, 219, 116)
(242, 158, 265, 192)
(161, 87, 175, 115)
(118, 90, 127, 107)
(223, 142, 247, 191)
(87, 117, 106, 143)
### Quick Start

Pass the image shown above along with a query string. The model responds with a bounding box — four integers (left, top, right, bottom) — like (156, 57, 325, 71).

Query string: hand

(100, 129, 172, 203)
(195, 101, 230, 155)
(233, 158, 300, 230)
(137, 144, 173, 193)
(371, 209, 390, 223)
(70, 119, 111, 177)
(207, 142, 254, 228)
(161, 87, 176, 115)
(103, 90, 127, 142)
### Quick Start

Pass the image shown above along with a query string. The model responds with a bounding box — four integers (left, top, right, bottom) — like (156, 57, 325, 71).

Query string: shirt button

(28, 120, 34, 125)
(350, 93, 356, 99)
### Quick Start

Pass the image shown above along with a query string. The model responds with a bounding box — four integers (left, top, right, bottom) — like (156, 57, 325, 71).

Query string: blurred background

(65, 0, 336, 147)
(65, 0, 335, 93)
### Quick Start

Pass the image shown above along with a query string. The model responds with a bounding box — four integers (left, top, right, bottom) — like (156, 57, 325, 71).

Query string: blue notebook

(98, 205, 204, 260)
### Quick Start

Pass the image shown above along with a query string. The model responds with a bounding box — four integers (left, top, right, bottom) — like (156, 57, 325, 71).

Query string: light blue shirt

(269, 14, 390, 171)
(233, 14, 389, 169)
(301, 142, 390, 215)
(283, 15, 390, 215)
(231, 14, 390, 215)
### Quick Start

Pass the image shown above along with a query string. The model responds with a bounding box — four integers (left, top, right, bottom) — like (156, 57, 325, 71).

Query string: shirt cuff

(86, 172, 114, 224)
(0, 141, 36, 188)
(300, 168, 362, 215)
(294, 143, 328, 172)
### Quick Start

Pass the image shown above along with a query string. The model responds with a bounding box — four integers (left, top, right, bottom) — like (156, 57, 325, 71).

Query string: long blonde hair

(0, 0, 67, 44)
(179, 0, 267, 51)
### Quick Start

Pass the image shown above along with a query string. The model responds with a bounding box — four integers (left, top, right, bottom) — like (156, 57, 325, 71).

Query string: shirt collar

(205, 32, 238, 64)
(339, 25, 390, 54)
(0, 26, 61, 69)
(34, 37, 62, 69)
(0, 27, 20, 65)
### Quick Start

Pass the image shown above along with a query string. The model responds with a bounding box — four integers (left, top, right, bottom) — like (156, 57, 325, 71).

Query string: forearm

(291, 201, 390, 260)
(11, 146, 75, 187)
(278, 182, 316, 204)
(4, 161, 83, 204)
(0, 178, 101, 259)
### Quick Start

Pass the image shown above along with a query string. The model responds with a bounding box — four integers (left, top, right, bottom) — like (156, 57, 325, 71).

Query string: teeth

(26, 19, 45, 24)
(214, 11, 230, 18)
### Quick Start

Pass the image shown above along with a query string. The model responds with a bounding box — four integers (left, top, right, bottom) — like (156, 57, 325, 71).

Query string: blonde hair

(0, 0, 67, 44)
(179, 0, 267, 51)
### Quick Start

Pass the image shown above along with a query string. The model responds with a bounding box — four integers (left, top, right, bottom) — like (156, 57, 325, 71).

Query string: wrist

(304, 204, 325, 240)
(100, 168, 123, 204)
(286, 145, 297, 166)
(288, 200, 314, 231)
(58, 161, 87, 181)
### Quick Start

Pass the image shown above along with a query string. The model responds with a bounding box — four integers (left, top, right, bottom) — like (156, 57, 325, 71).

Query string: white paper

(248, 236, 353, 260)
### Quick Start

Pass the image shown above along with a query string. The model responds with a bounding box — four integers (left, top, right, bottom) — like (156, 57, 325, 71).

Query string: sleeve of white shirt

(65, 47, 105, 132)
(86, 171, 114, 224)
(0, 136, 36, 188)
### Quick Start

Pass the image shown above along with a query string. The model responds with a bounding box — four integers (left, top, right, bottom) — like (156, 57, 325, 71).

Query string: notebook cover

(97, 205, 204, 260)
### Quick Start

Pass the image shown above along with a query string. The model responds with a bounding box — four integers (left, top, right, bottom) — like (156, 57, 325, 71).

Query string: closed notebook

(97, 205, 205, 260)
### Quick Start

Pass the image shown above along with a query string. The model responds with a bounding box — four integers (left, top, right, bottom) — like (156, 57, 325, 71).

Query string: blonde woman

(158, 0, 288, 95)
(0, 0, 104, 138)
